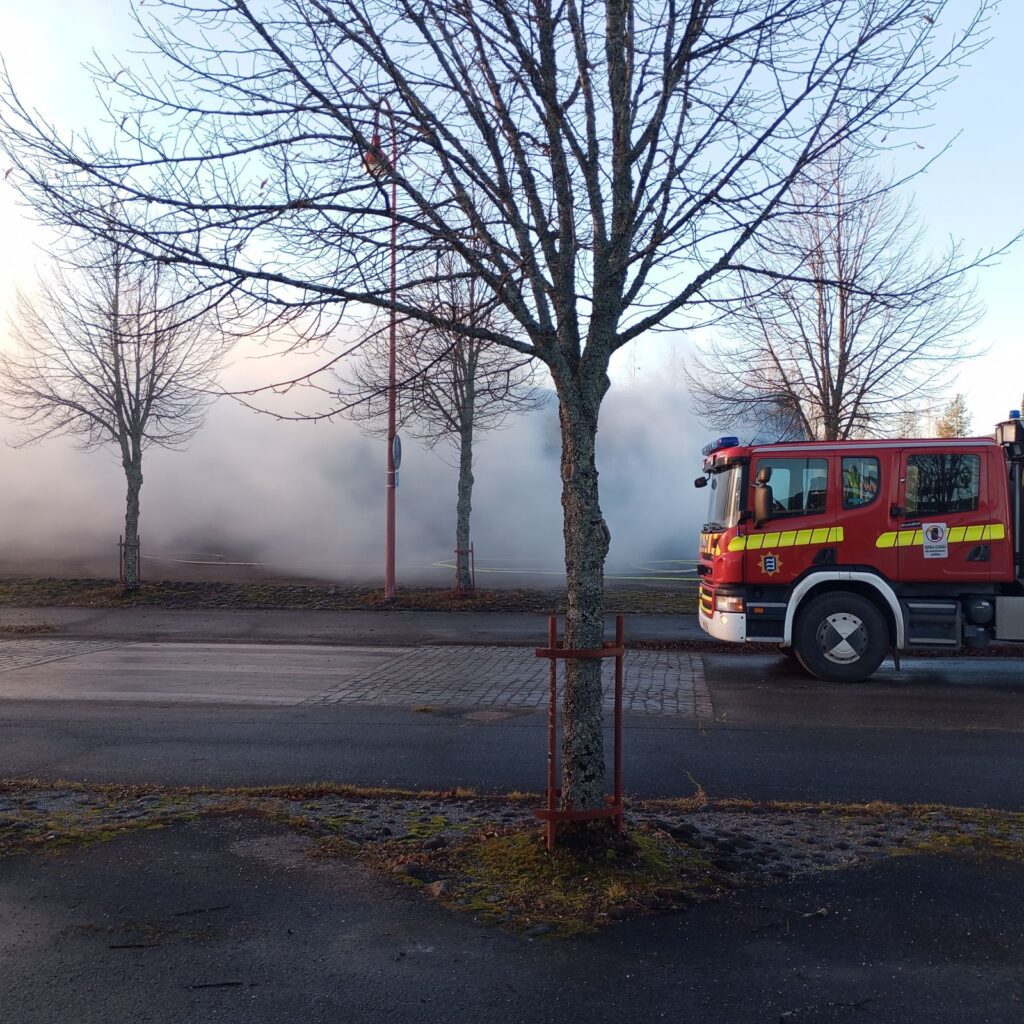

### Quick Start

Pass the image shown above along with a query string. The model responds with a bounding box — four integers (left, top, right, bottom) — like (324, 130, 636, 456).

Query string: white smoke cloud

(0, 351, 711, 583)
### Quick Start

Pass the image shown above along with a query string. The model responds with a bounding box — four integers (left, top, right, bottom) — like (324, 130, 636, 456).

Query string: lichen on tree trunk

(556, 376, 611, 812)
(455, 417, 474, 592)
(122, 458, 143, 592)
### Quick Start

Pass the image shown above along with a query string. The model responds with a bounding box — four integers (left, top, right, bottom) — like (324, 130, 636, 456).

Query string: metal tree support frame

(453, 541, 476, 594)
(118, 535, 141, 586)
(533, 614, 625, 851)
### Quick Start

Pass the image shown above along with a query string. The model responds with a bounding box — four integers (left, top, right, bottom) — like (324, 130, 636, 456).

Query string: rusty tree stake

(533, 614, 625, 851)
(453, 540, 476, 595)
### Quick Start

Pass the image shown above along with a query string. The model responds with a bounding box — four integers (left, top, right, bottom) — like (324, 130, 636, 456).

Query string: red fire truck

(695, 412, 1024, 681)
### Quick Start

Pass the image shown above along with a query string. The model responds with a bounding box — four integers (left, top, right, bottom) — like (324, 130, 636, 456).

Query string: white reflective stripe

(783, 572, 904, 649)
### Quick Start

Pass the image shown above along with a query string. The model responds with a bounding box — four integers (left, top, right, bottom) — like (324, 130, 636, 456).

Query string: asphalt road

(4, 815, 1023, 1024)
(1, 637, 1022, 808)
(3, 612, 1024, 1024)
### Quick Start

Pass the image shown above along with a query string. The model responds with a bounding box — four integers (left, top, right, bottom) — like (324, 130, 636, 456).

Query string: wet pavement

(0, 638, 712, 716)
(1, 816, 1022, 1024)
(2, 607, 1024, 1021)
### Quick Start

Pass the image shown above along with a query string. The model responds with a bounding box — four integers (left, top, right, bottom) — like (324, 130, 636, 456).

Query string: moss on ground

(6, 781, 1024, 938)
(410, 826, 720, 936)
(404, 813, 455, 839)
(0, 809, 176, 858)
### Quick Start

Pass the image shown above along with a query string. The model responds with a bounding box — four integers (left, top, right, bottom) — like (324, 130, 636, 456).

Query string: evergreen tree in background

(936, 394, 973, 438)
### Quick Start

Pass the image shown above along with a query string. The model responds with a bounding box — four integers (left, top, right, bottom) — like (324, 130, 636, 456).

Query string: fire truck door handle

(889, 504, 903, 517)
(966, 544, 990, 562)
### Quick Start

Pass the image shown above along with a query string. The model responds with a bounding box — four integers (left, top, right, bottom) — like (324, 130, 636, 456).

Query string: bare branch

(0, 229, 231, 587)
(687, 148, 984, 441)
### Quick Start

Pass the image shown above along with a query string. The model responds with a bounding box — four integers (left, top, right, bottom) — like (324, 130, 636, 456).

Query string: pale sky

(1, 0, 1021, 432)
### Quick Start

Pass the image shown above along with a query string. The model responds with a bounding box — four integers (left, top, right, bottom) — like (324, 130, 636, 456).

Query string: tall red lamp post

(363, 99, 399, 600)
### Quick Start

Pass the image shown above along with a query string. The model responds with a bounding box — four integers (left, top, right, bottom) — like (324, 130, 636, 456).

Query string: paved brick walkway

(0, 639, 123, 673)
(0, 639, 712, 719)
(304, 646, 713, 719)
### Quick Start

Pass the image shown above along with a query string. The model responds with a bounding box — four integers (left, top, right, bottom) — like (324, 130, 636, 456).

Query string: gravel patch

(3, 785, 1021, 888)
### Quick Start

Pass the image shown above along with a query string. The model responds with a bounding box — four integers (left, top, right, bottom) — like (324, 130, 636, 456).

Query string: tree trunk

(455, 418, 474, 592)
(122, 457, 143, 592)
(556, 382, 611, 812)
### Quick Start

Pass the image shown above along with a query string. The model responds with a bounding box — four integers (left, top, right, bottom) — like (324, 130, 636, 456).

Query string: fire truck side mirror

(755, 466, 772, 485)
(754, 482, 773, 526)
(694, 476, 708, 489)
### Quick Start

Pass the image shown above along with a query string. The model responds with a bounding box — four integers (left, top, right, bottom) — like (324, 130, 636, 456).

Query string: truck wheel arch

(783, 572, 904, 649)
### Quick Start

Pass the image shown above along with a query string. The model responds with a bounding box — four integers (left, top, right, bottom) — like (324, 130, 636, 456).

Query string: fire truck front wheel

(793, 592, 889, 683)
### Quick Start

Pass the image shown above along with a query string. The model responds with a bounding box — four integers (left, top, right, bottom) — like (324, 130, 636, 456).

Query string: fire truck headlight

(715, 594, 745, 614)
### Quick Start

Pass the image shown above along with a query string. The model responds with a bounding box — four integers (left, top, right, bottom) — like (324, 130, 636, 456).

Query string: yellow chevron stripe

(727, 526, 844, 553)
(875, 522, 1007, 549)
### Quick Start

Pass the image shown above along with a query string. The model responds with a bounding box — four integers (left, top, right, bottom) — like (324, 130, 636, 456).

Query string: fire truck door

(839, 454, 897, 580)
(744, 454, 838, 586)
(892, 448, 994, 583)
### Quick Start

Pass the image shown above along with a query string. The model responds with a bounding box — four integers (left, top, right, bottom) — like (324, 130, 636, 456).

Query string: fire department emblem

(759, 552, 782, 576)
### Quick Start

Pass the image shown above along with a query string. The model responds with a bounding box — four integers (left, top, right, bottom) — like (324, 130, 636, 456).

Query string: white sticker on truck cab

(922, 523, 949, 559)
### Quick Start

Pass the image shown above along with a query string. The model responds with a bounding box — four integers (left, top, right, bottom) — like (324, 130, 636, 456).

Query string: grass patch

(0, 576, 697, 616)
(0, 779, 480, 803)
(7, 781, 1024, 939)
(419, 825, 720, 935)
(647, 780, 708, 815)
(0, 810, 178, 858)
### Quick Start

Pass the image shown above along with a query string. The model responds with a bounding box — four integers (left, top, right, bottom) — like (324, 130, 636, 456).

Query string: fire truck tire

(792, 592, 889, 683)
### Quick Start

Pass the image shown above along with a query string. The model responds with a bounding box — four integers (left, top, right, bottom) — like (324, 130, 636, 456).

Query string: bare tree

(688, 150, 983, 441)
(341, 268, 545, 592)
(0, 0, 996, 814)
(936, 392, 972, 438)
(0, 235, 228, 589)
(895, 408, 922, 438)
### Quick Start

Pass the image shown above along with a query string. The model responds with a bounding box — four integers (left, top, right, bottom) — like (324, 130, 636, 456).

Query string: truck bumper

(699, 607, 747, 643)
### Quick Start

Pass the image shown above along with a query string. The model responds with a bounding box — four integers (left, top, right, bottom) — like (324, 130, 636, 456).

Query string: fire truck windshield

(703, 465, 742, 532)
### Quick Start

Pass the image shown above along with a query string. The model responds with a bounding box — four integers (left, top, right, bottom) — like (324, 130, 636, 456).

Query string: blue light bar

(702, 436, 740, 458)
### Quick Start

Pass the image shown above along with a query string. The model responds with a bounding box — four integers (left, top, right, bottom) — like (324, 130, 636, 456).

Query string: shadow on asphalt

(1, 816, 1022, 1023)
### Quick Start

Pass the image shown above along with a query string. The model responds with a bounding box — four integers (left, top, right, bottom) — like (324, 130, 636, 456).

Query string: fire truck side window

(843, 457, 880, 509)
(905, 454, 981, 515)
(755, 458, 829, 517)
